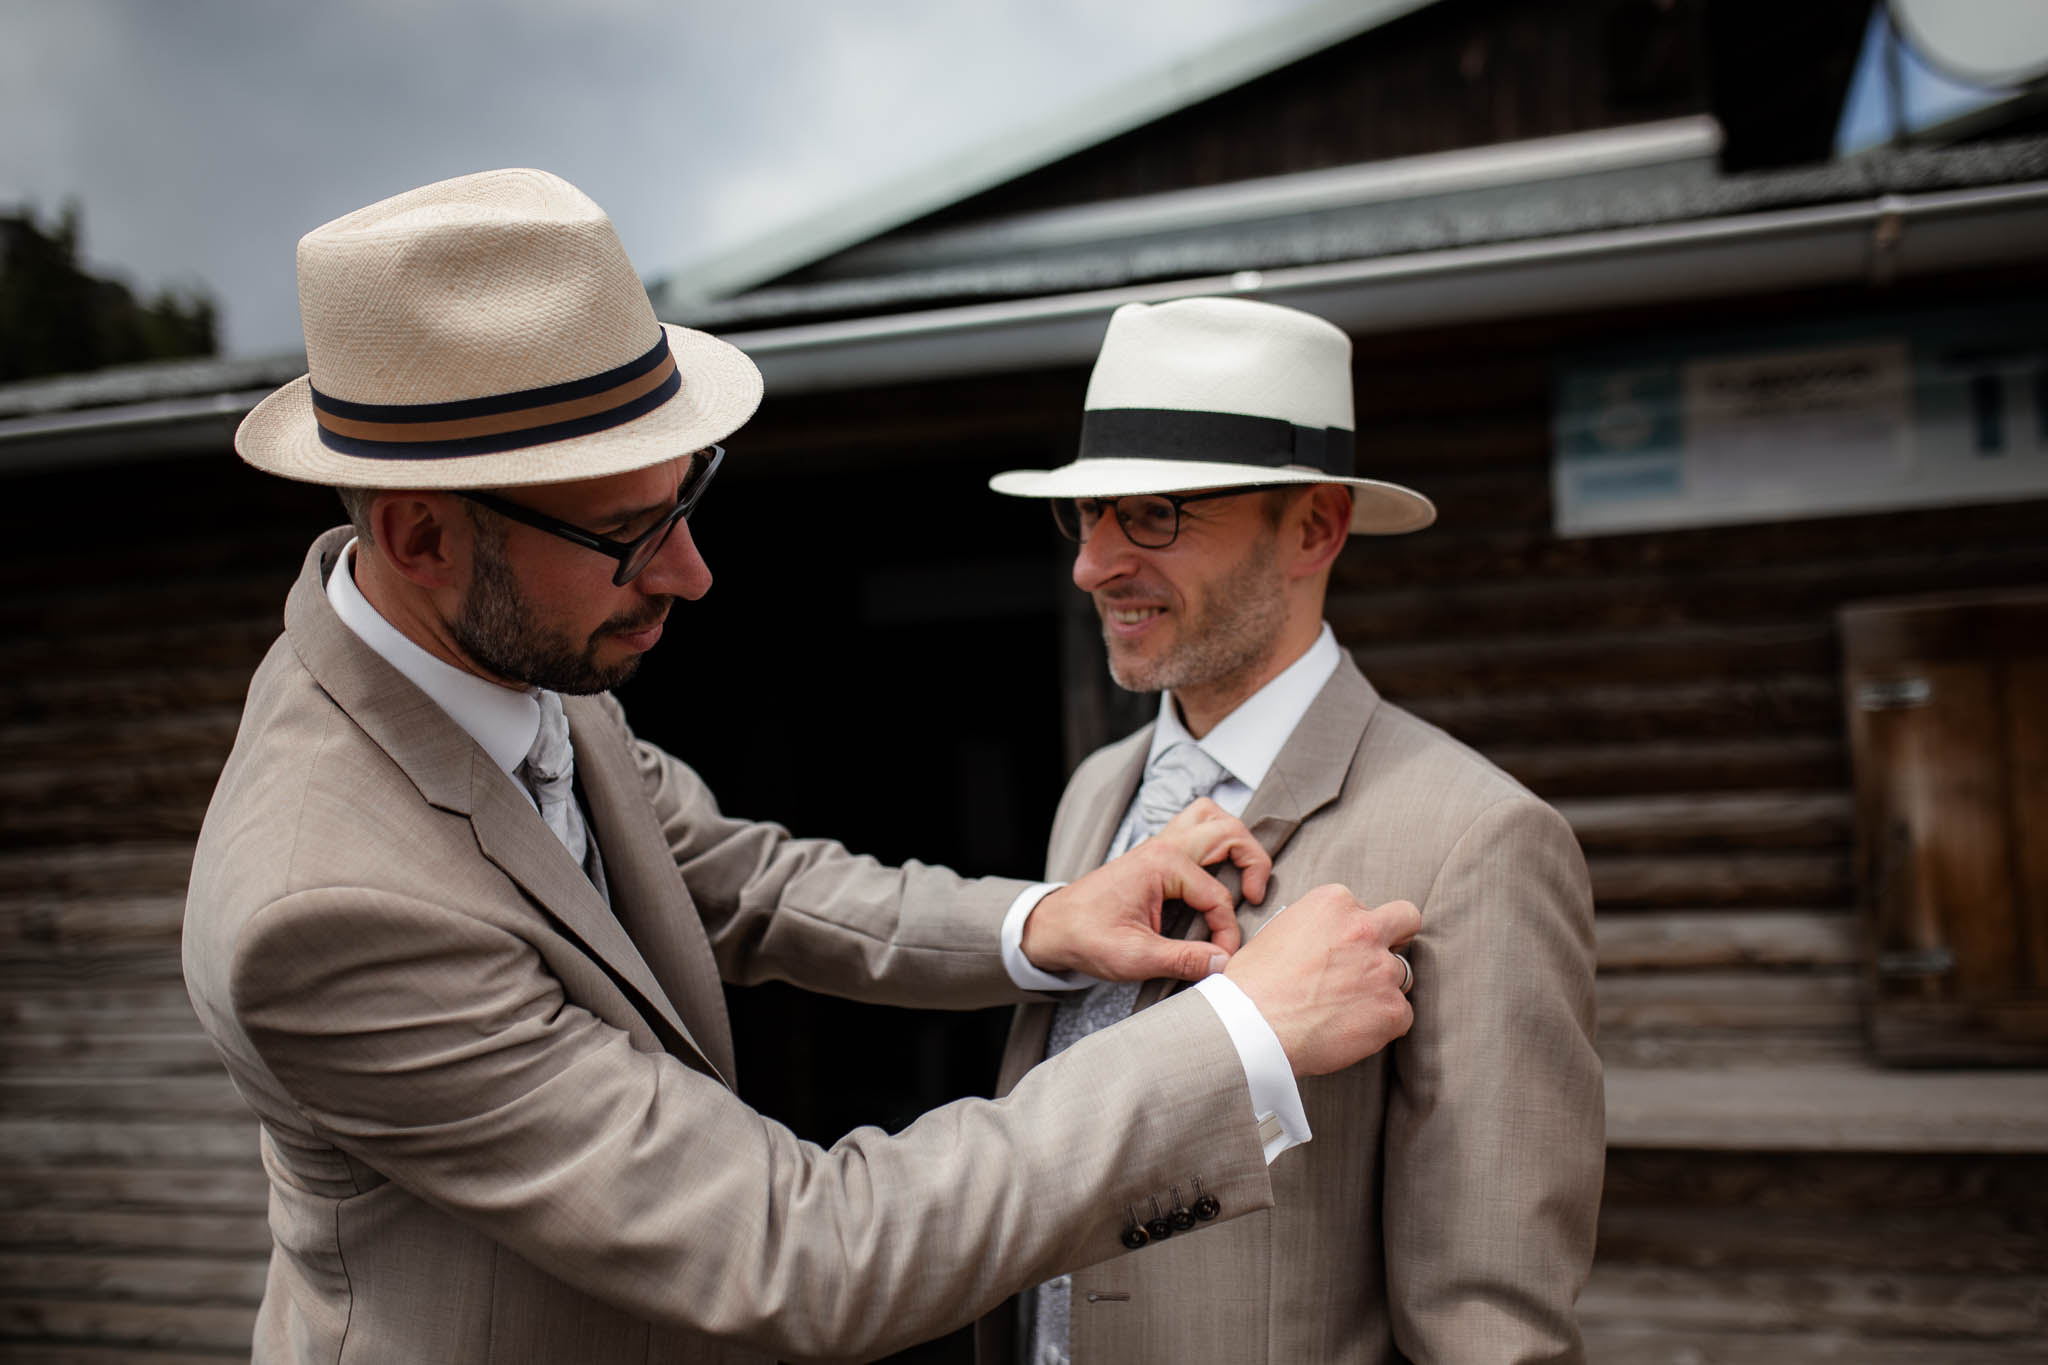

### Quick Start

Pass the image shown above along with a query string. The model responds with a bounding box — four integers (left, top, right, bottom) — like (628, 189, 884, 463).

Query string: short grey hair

(335, 487, 381, 546)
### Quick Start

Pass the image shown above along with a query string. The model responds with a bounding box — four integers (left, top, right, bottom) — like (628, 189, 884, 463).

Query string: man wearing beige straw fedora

(182, 171, 1426, 1365)
(981, 296, 1602, 1365)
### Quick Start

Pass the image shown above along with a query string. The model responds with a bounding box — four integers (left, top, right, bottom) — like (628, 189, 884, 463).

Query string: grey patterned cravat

(1031, 739, 1230, 1365)
(520, 689, 596, 882)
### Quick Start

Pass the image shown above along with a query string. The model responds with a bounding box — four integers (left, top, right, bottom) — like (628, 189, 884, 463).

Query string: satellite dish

(1890, 0, 2048, 89)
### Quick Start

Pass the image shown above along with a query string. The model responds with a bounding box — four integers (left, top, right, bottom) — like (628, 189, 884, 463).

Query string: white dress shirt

(1001, 625, 1342, 1162)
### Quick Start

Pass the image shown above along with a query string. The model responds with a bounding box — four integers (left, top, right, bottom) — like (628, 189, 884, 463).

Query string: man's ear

(369, 493, 466, 590)
(1287, 484, 1351, 580)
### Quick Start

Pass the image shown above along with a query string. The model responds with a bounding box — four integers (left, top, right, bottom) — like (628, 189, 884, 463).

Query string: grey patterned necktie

(1031, 739, 1230, 1365)
(520, 689, 596, 883)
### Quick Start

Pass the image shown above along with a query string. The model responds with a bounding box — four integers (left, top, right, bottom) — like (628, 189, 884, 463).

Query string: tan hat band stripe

(311, 349, 676, 446)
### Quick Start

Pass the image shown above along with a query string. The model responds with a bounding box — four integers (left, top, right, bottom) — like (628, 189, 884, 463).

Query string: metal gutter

(723, 179, 2048, 393)
(823, 117, 1724, 276)
(0, 389, 277, 474)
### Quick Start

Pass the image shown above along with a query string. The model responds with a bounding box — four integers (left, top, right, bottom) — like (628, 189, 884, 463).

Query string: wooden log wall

(0, 461, 328, 1361)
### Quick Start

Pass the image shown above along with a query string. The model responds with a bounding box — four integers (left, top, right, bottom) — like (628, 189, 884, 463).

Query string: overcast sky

(1, 0, 1328, 357)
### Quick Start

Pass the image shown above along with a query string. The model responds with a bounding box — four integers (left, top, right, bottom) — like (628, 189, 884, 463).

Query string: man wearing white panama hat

(982, 296, 1603, 1365)
(181, 171, 1426, 1364)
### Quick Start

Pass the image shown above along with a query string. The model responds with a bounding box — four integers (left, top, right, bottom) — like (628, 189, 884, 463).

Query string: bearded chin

(452, 540, 642, 695)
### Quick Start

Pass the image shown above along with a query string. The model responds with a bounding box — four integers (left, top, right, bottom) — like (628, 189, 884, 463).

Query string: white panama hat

(989, 295, 1434, 535)
(235, 168, 762, 490)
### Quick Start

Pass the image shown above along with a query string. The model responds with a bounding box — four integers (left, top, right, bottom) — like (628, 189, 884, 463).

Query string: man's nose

(638, 520, 712, 600)
(1071, 508, 1140, 592)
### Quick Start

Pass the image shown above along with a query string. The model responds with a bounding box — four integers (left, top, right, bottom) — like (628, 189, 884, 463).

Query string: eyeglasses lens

(616, 448, 717, 584)
(1053, 496, 1180, 548)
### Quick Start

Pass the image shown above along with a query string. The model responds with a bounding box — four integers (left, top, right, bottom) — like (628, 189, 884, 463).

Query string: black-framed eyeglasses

(1052, 484, 1286, 550)
(458, 445, 723, 586)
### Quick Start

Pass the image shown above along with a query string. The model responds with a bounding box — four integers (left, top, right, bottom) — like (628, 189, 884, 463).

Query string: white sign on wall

(1553, 305, 2048, 537)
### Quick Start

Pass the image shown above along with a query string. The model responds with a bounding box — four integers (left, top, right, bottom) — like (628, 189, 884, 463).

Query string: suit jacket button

(1192, 1194, 1220, 1221)
(1120, 1225, 1150, 1250)
(1145, 1217, 1173, 1242)
(1169, 1207, 1196, 1231)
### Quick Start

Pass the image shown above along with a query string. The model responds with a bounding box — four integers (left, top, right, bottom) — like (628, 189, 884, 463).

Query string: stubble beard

(450, 525, 663, 696)
(1101, 526, 1289, 698)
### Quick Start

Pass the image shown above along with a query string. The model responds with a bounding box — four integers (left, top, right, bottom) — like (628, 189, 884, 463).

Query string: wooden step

(1482, 735, 1845, 799)
(1596, 910, 1859, 971)
(1580, 1262, 2048, 1342)
(1581, 1325, 2048, 1364)
(1587, 849, 1852, 909)
(1597, 970, 1862, 1037)
(1603, 1063, 2048, 1152)
(1558, 791, 1852, 854)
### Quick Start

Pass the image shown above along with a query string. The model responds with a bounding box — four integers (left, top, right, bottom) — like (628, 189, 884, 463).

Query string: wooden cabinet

(1841, 588, 2048, 1065)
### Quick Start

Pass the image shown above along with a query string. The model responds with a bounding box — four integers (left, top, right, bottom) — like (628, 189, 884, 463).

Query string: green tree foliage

(0, 203, 218, 382)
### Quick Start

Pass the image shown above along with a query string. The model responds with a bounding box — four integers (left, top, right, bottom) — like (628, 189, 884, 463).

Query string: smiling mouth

(1106, 606, 1165, 625)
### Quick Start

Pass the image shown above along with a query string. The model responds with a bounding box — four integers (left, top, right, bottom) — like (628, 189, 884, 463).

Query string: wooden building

(3, 1, 2046, 1359)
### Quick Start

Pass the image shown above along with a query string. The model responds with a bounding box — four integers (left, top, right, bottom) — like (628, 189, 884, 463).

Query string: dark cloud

(2, 0, 1319, 354)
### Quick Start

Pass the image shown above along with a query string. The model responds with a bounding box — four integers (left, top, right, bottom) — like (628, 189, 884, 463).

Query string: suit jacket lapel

(567, 695, 737, 1082)
(1231, 653, 1381, 938)
(284, 530, 724, 1086)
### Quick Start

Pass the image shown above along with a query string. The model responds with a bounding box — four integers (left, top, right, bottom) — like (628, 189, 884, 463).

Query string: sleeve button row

(1120, 1179, 1222, 1250)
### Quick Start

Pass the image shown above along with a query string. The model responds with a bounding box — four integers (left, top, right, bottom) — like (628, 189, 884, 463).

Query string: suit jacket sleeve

(1383, 794, 1604, 1363)
(607, 692, 1033, 1009)
(229, 886, 1273, 1362)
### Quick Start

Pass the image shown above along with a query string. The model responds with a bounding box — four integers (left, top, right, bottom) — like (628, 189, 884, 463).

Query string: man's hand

(1021, 800, 1271, 983)
(1225, 886, 1420, 1077)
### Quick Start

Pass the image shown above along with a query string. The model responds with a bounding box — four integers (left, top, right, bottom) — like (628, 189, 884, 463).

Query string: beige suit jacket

(980, 656, 1602, 1364)
(183, 530, 1275, 1365)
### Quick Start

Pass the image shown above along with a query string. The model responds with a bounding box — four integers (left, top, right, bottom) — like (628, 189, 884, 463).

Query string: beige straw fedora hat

(236, 168, 762, 489)
(989, 296, 1434, 535)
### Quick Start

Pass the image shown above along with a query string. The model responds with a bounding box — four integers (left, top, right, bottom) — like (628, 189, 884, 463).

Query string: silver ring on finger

(1392, 951, 1413, 994)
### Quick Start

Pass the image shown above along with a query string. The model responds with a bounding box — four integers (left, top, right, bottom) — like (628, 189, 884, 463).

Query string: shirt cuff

(1191, 974, 1312, 1164)
(1000, 882, 1091, 992)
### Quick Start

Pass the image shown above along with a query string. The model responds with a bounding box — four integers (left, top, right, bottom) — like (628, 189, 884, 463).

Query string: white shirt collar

(325, 538, 541, 776)
(1148, 623, 1342, 791)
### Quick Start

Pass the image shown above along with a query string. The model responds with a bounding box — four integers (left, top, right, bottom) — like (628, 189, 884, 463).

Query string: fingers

(1151, 800, 1272, 906)
(1194, 895, 1243, 958)
(1368, 898, 1422, 947)
(1136, 933, 1232, 984)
